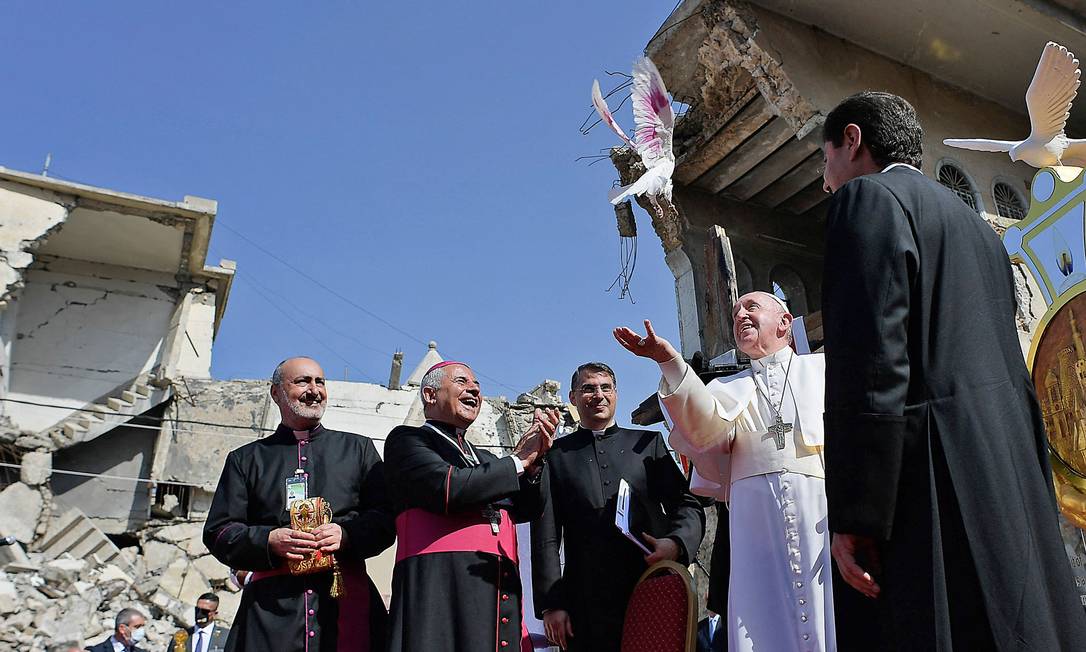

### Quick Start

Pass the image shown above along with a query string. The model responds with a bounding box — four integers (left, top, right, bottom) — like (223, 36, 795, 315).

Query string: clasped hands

(269, 522, 343, 561)
(513, 407, 561, 473)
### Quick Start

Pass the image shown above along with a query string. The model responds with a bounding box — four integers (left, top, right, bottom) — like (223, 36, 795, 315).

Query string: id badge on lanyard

(285, 468, 307, 511)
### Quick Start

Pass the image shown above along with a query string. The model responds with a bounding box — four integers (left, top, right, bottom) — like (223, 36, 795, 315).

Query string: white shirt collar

(581, 420, 616, 437)
(109, 636, 127, 652)
(197, 622, 215, 636)
(750, 346, 793, 371)
(881, 162, 922, 174)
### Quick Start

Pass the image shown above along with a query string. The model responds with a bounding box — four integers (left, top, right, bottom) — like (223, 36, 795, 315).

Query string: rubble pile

(0, 521, 240, 652)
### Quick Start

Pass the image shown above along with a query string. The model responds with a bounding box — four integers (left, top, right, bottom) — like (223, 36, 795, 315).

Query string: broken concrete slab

(0, 482, 42, 543)
(191, 554, 230, 584)
(152, 522, 203, 544)
(19, 451, 51, 486)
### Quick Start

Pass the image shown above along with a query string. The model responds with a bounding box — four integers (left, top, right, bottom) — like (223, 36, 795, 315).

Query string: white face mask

(129, 625, 146, 643)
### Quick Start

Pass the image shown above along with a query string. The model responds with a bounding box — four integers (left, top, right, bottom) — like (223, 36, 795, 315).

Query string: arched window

(769, 265, 808, 316)
(772, 281, 787, 304)
(993, 181, 1027, 220)
(937, 162, 980, 212)
(735, 260, 753, 297)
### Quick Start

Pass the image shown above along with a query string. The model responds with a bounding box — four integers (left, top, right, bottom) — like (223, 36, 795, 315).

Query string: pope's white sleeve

(657, 357, 748, 454)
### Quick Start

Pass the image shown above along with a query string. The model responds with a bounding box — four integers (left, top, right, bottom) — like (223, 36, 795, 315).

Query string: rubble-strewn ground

(1, 519, 241, 652)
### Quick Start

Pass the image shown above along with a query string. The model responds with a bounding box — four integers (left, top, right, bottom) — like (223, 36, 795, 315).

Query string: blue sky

(2, 1, 685, 425)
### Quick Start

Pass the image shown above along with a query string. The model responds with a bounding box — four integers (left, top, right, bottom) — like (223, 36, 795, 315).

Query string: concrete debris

(19, 451, 52, 486)
(152, 522, 203, 545)
(0, 482, 45, 543)
(0, 518, 241, 651)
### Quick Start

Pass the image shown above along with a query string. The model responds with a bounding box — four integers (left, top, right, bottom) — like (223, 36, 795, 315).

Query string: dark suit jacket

(696, 616, 725, 652)
(84, 637, 146, 652)
(164, 624, 231, 652)
(531, 425, 704, 651)
(823, 166, 1086, 648)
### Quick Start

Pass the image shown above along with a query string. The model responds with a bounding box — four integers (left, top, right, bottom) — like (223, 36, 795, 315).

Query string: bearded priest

(203, 357, 396, 652)
(616, 293, 835, 652)
(384, 361, 560, 652)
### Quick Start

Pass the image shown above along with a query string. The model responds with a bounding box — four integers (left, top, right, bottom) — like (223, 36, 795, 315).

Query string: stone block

(0, 580, 17, 614)
(97, 563, 132, 585)
(152, 523, 203, 544)
(184, 535, 207, 557)
(141, 540, 183, 572)
(179, 567, 210, 605)
(0, 483, 42, 543)
(42, 557, 87, 588)
(158, 558, 187, 599)
(191, 555, 230, 583)
(19, 451, 51, 486)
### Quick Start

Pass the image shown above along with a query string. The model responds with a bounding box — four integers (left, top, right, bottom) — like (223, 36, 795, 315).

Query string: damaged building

(0, 168, 568, 650)
(616, 0, 1086, 613)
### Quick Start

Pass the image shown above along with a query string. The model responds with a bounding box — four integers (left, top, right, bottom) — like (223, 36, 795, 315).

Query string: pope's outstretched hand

(614, 319, 680, 364)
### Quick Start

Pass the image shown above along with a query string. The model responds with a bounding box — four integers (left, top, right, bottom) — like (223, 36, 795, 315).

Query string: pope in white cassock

(615, 291, 834, 652)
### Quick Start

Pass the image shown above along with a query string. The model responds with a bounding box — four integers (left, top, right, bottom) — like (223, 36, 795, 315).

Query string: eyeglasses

(577, 384, 615, 396)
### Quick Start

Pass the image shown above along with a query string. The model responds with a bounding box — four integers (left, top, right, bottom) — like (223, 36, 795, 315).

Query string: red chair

(620, 560, 697, 652)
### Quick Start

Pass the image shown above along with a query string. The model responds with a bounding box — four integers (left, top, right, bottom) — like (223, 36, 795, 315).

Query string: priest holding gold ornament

(203, 356, 395, 652)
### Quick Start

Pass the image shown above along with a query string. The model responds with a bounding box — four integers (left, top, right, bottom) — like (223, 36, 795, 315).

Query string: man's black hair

(198, 592, 220, 605)
(570, 362, 616, 390)
(822, 91, 923, 168)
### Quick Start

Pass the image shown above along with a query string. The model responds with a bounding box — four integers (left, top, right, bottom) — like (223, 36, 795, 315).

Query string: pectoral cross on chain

(767, 414, 792, 451)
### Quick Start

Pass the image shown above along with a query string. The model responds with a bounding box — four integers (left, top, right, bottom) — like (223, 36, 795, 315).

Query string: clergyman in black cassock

(531, 362, 704, 651)
(203, 357, 395, 652)
(820, 92, 1086, 649)
(384, 360, 559, 652)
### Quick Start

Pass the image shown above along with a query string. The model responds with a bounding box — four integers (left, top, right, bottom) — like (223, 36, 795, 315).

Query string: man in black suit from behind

(821, 91, 1086, 649)
(84, 608, 147, 652)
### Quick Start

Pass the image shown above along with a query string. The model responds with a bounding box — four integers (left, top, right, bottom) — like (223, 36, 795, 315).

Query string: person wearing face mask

(203, 357, 396, 652)
(529, 361, 704, 651)
(616, 294, 833, 652)
(384, 361, 560, 652)
(166, 594, 229, 652)
(85, 608, 147, 652)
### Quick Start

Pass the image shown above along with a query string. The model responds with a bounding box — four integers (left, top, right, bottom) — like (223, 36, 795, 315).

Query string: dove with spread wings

(592, 57, 675, 210)
(944, 41, 1085, 167)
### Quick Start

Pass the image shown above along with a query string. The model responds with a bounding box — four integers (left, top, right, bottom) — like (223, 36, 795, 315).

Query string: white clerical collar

(581, 420, 617, 438)
(750, 346, 793, 371)
(881, 162, 922, 175)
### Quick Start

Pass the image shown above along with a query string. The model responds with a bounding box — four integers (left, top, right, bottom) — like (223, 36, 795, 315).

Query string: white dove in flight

(944, 42, 1086, 168)
(592, 57, 675, 207)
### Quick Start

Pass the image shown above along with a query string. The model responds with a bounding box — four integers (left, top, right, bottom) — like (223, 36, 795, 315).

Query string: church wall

(5, 258, 177, 433)
(51, 421, 158, 534)
(748, 4, 1035, 222)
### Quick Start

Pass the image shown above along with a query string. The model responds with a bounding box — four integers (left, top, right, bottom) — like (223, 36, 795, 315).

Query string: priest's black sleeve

(530, 465, 565, 616)
(649, 433, 705, 563)
(333, 438, 396, 560)
(203, 450, 278, 571)
(822, 176, 918, 540)
(384, 426, 523, 514)
(507, 467, 544, 523)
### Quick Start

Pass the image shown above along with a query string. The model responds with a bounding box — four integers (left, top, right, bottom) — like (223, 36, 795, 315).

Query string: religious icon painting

(1005, 165, 1086, 604)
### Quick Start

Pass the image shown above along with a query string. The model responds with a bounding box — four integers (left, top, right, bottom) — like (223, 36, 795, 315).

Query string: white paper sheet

(615, 478, 652, 554)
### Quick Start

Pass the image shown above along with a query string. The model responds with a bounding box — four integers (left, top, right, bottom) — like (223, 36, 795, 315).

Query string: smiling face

(422, 364, 481, 429)
(271, 357, 327, 429)
(732, 292, 793, 359)
(569, 369, 617, 431)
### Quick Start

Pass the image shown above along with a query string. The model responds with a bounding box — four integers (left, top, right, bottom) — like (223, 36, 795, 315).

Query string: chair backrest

(620, 560, 697, 652)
